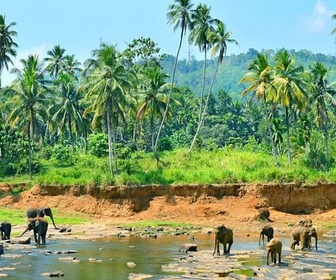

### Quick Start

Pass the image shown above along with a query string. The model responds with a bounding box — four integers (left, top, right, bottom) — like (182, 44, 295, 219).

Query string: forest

(1, 1, 336, 186)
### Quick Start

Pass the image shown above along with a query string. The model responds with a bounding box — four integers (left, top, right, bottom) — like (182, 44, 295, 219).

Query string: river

(1, 231, 335, 279)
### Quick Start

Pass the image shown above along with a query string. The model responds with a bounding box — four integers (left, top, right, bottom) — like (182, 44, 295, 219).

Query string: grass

(0, 148, 335, 187)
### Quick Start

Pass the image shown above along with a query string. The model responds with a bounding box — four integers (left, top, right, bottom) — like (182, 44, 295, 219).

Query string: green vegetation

(0, 207, 90, 227)
(1, 148, 335, 186)
(1, 3, 336, 186)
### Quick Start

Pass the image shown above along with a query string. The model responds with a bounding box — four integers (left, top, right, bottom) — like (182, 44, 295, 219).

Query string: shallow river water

(1, 231, 336, 279)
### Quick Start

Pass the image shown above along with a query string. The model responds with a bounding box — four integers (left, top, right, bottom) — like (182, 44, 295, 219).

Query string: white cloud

(2, 43, 48, 86)
(301, 1, 332, 32)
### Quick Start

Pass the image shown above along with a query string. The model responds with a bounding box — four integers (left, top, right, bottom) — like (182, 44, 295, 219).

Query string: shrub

(88, 133, 108, 157)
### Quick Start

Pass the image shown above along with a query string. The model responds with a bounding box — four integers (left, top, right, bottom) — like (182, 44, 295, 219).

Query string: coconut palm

(49, 72, 83, 152)
(272, 50, 306, 163)
(44, 45, 66, 78)
(0, 15, 18, 88)
(80, 43, 134, 176)
(63, 54, 81, 76)
(136, 65, 171, 152)
(154, 0, 194, 157)
(240, 53, 279, 165)
(4, 54, 47, 179)
(308, 62, 336, 161)
(188, 3, 217, 118)
(189, 20, 238, 152)
(332, 13, 336, 39)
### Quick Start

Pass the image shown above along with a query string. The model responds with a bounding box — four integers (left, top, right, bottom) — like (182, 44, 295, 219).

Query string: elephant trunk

(314, 235, 318, 250)
(49, 214, 58, 230)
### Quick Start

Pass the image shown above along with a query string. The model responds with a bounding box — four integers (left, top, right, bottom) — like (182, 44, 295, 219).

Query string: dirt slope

(1, 183, 336, 233)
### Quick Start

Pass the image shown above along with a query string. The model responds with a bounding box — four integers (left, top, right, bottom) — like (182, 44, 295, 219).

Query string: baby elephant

(266, 238, 282, 265)
(290, 225, 317, 250)
(259, 225, 274, 244)
(21, 217, 48, 245)
(213, 225, 233, 256)
(0, 221, 11, 240)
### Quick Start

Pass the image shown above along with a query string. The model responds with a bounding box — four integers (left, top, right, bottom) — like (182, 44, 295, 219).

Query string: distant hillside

(162, 48, 336, 100)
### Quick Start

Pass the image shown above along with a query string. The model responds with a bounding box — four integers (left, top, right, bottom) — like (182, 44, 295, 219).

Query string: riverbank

(1, 183, 336, 240)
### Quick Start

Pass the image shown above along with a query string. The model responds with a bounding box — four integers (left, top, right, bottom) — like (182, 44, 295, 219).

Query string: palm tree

(188, 3, 217, 118)
(4, 54, 47, 179)
(272, 50, 306, 163)
(154, 0, 194, 157)
(240, 53, 279, 165)
(136, 65, 171, 152)
(80, 43, 134, 176)
(308, 62, 336, 161)
(332, 13, 336, 39)
(0, 15, 18, 88)
(49, 72, 83, 153)
(189, 20, 238, 152)
(44, 45, 66, 78)
(63, 54, 81, 76)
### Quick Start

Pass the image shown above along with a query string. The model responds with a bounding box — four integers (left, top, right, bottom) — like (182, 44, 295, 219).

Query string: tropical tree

(308, 61, 336, 162)
(240, 53, 279, 165)
(3, 54, 47, 179)
(63, 54, 81, 76)
(44, 45, 66, 78)
(154, 0, 194, 158)
(188, 3, 217, 118)
(189, 20, 238, 151)
(49, 72, 83, 152)
(272, 50, 306, 163)
(0, 15, 18, 88)
(332, 13, 336, 40)
(80, 43, 134, 176)
(136, 65, 171, 152)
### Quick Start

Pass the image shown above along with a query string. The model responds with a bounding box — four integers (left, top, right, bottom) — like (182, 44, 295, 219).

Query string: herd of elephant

(0, 207, 58, 245)
(213, 218, 318, 265)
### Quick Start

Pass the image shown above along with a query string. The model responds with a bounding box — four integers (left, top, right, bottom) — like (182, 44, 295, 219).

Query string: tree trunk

(285, 107, 292, 163)
(154, 29, 185, 160)
(189, 56, 218, 153)
(189, 47, 207, 152)
(106, 103, 114, 177)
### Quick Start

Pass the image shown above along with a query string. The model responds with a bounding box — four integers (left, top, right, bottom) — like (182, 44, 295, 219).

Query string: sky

(1, 0, 336, 85)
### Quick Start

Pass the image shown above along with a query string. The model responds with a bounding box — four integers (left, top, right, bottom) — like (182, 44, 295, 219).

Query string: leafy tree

(155, 0, 194, 159)
(0, 15, 18, 88)
(272, 50, 306, 163)
(44, 45, 66, 78)
(136, 65, 171, 152)
(189, 20, 237, 151)
(308, 62, 336, 162)
(240, 53, 279, 165)
(189, 4, 213, 112)
(49, 72, 83, 152)
(81, 43, 134, 176)
(4, 54, 48, 179)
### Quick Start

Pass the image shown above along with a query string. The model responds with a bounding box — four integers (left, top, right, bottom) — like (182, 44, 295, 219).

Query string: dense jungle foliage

(1, 2, 336, 186)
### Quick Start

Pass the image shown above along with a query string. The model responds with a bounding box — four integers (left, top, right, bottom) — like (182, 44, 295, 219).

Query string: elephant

(21, 217, 48, 245)
(213, 225, 233, 256)
(259, 225, 274, 244)
(256, 208, 273, 222)
(266, 238, 282, 265)
(26, 207, 58, 229)
(0, 221, 11, 240)
(290, 225, 318, 250)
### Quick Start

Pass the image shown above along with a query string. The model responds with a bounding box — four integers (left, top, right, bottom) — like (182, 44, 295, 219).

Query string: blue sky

(2, 0, 336, 85)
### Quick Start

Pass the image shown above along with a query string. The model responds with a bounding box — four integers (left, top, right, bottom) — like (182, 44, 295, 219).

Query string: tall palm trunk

(285, 107, 292, 163)
(68, 116, 74, 154)
(106, 102, 114, 177)
(189, 46, 207, 152)
(189, 51, 216, 153)
(154, 28, 185, 159)
(264, 96, 279, 166)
